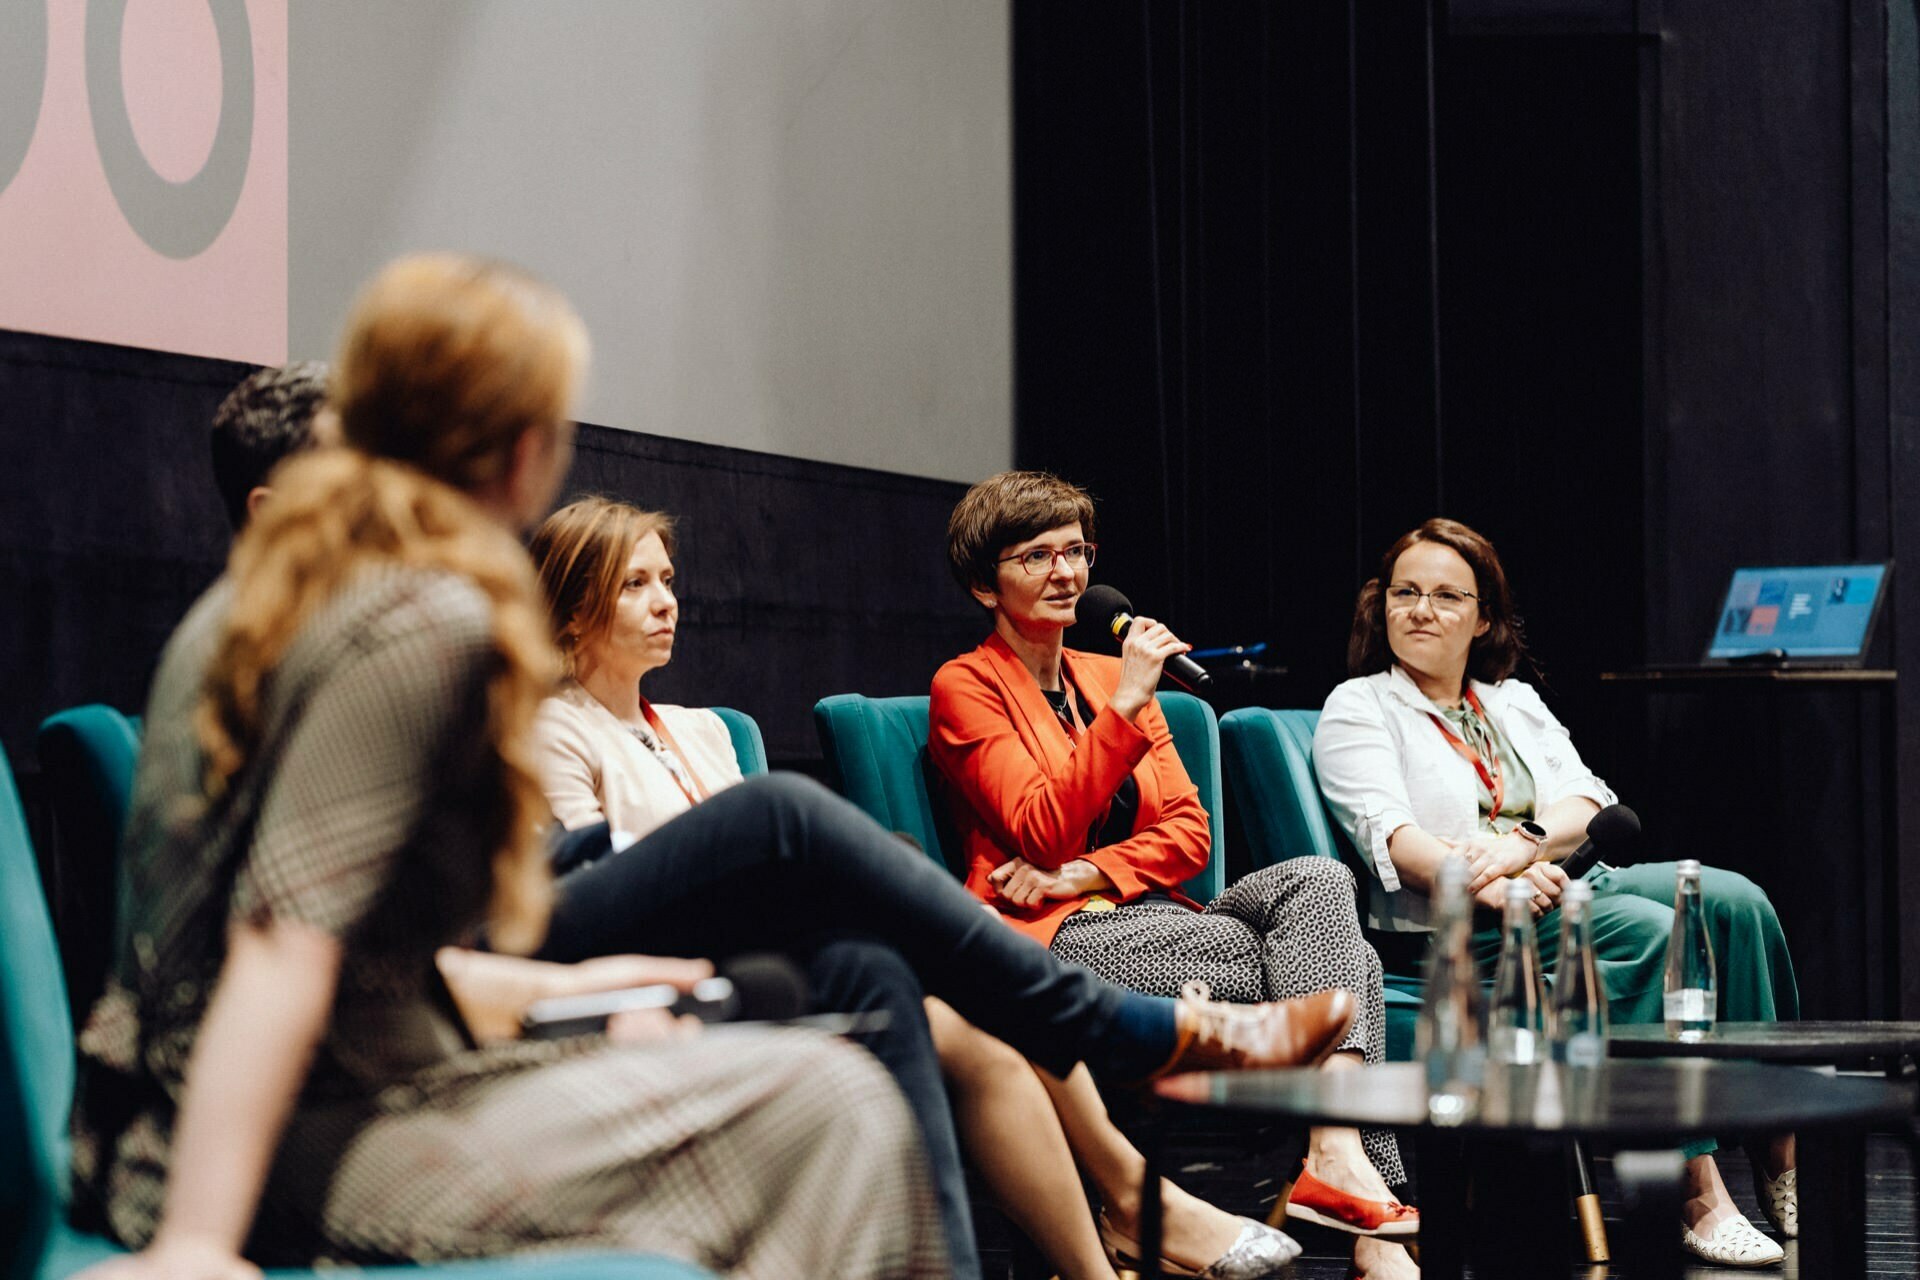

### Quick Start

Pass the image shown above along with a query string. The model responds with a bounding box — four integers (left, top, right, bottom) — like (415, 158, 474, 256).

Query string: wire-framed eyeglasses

(1385, 584, 1479, 615)
(998, 543, 1098, 576)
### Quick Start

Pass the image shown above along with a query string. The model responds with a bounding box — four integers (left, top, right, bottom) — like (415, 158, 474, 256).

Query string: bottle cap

(1563, 880, 1594, 904)
(1437, 854, 1470, 890)
(1505, 878, 1532, 902)
(1675, 858, 1702, 877)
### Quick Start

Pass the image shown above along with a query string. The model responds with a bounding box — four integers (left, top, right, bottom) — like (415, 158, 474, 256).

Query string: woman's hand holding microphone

(1106, 616, 1192, 724)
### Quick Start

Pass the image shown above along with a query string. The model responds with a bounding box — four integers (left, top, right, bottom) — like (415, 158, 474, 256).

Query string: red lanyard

(639, 698, 711, 806)
(1425, 688, 1504, 818)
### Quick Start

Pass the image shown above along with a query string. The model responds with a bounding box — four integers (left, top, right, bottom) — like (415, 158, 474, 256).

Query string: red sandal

(1282, 1165, 1420, 1238)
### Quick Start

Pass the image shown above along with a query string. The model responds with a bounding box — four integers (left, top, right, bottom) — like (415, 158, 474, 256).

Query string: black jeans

(537, 774, 1146, 1280)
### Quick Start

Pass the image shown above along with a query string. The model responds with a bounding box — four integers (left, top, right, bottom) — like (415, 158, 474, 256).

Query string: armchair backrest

(35, 708, 141, 864)
(1218, 707, 1361, 871)
(709, 707, 768, 778)
(1, 746, 78, 1271)
(1156, 692, 1224, 903)
(813, 690, 1224, 899)
(35, 706, 143, 1031)
(812, 695, 961, 876)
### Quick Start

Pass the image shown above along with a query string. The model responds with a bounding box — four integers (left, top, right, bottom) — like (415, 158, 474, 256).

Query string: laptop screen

(1706, 563, 1891, 662)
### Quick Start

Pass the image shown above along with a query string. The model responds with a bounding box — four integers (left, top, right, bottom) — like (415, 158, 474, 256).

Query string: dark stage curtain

(1013, 0, 1920, 1016)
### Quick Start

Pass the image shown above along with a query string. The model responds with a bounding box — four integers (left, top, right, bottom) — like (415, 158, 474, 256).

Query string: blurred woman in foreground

(68, 255, 946, 1279)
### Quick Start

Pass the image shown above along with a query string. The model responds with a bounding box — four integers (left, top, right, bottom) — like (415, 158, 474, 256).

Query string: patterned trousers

(1050, 858, 1405, 1186)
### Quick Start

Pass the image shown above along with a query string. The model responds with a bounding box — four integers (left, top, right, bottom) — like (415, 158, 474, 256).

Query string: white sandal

(1752, 1165, 1798, 1238)
(1681, 1212, 1786, 1267)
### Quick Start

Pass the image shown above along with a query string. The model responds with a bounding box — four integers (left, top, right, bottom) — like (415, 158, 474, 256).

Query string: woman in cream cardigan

(529, 496, 1304, 1280)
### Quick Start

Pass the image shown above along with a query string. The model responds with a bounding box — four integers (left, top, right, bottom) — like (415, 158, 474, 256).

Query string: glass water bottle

(1488, 877, 1547, 1065)
(1663, 858, 1717, 1041)
(1416, 856, 1485, 1125)
(1549, 880, 1607, 1067)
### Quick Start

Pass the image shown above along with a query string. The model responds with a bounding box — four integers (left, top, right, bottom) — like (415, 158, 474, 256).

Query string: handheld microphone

(1559, 804, 1641, 881)
(1075, 585, 1213, 691)
(521, 952, 810, 1039)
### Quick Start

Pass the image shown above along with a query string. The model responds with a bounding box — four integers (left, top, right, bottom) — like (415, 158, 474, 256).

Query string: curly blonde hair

(195, 255, 587, 953)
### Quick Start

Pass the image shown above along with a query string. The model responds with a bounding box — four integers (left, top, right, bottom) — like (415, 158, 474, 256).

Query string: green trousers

(1469, 861, 1801, 1159)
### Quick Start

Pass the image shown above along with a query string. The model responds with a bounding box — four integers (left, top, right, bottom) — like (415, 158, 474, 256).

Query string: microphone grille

(721, 953, 810, 1022)
(1075, 584, 1134, 629)
(1586, 803, 1642, 849)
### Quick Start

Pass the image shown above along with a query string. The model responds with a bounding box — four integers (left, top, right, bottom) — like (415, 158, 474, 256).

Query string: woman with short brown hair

(933, 470, 1420, 1280)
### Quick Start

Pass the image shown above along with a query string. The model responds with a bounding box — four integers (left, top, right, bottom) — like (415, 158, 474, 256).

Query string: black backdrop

(1013, 0, 1920, 1018)
(9, 0, 1920, 1022)
(0, 332, 981, 776)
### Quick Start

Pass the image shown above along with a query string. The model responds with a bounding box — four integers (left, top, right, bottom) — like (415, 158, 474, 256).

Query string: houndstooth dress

(70, 567, 946, 1278)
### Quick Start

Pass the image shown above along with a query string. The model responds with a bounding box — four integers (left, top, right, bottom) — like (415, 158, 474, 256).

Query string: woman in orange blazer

(931, 472, 1418, 1280)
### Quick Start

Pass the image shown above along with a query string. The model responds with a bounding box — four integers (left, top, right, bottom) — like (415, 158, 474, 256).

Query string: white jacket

(1313, 665, 1616, 932)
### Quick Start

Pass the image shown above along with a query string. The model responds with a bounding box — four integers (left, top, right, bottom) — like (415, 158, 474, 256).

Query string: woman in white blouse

(530, 496, 1302, 1280)
(1314, 518, 1800, 1269)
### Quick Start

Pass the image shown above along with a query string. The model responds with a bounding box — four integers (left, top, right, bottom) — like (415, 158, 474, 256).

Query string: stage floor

(975, 1124, 1916, 1279)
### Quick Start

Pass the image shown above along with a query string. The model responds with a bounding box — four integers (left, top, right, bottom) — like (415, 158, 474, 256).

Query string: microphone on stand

(1074, 584, 1213, 692)
(1559, 804, 1642, 881)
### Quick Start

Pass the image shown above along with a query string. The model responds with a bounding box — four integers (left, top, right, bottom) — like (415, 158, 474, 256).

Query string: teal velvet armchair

(812, 690, 1225, 904)
(1217, 706, 1426, 1060)
(710, 706, 768, 778)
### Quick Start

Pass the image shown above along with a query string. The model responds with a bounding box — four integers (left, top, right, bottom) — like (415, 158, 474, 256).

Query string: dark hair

(208, 361, 330, 529)
(1346, 517, 1536, 683)
(946, 470, 1096, 598)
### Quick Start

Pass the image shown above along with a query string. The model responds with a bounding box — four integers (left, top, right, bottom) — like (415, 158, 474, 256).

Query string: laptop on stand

(1636, 562, 1892, 674)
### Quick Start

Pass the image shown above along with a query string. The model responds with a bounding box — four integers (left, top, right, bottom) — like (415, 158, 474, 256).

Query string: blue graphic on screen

(1708, 564, 1888, 659)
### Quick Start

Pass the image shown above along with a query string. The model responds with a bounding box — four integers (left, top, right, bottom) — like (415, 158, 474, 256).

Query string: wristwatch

(1512, 819, 1548, 854)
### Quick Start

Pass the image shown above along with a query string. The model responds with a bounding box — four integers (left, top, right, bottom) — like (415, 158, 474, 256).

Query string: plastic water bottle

(1415, 856, 1484, 1125)
(1488, 878, 1548, 1064)
(1664, 859, 1717, 1041)
(1549, 880, 1607, 1067)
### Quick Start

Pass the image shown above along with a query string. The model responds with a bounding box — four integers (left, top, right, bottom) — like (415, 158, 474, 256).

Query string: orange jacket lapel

(982, 633, 1074, 774)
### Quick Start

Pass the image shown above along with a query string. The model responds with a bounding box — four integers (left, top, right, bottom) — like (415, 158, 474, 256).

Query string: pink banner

(0, 0, 287, 364)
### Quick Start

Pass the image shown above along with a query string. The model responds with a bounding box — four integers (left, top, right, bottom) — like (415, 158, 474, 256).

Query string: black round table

(1603, 1021, 1920, 1277)
(1139, 1060, 1912, 1280)
(1607, 1019, 1920, 1069)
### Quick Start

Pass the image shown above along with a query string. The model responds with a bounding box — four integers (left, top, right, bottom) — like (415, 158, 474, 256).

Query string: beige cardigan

(532, 680, 744, 843)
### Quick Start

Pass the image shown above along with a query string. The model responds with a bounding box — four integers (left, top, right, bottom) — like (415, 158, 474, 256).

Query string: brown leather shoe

(1152, 983, 1357, 1077)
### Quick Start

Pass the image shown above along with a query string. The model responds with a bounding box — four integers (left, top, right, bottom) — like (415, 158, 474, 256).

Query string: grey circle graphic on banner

(0, 0, 49, 195)
(87, 0, 253, 259)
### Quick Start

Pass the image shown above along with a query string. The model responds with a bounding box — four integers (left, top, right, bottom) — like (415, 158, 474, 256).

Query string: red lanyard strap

(639, 698, 712, 806)
(1424, 688, 1504, 818)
